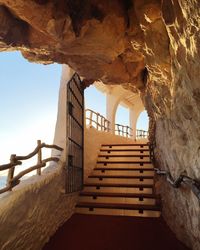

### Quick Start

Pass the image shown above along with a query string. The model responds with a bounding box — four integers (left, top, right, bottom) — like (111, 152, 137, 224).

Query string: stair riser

(76, 208, 161, 218)
(92, 170, 154, 176)
(86, 178, 154, 185)
(83, 187, 153, 194)
(78, 196, 156, 205)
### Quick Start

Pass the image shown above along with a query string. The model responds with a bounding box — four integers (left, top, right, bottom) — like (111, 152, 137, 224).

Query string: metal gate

(66, 73, 84, 193)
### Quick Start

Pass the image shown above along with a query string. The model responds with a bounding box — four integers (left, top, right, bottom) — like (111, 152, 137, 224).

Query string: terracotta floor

(43, 214, 190, 250)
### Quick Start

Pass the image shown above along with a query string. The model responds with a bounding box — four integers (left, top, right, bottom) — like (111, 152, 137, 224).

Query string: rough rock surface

(0, 0, 199, 249)
(0, 162, 78, 250)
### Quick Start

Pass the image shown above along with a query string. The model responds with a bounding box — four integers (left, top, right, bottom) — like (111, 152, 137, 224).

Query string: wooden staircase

(76, 143, 161, 217)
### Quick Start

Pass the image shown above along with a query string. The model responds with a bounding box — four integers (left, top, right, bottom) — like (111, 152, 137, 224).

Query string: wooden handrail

(115, 123, 132, 138)
(0, 161, 22, 171)
(136, 129, 148, 139)
(14, 143, 63, 161)
(0, 141, 63, 194)
(11, 157, 59, 185)
(85, 109, 110, 132)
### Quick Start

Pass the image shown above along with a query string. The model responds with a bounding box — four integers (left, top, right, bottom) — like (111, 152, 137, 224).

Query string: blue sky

(0, 51, 148, 165)
(0, 52, 61, 164)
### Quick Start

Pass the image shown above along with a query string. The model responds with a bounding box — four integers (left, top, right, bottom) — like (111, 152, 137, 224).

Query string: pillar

(52, 65, 74, 160)
(129, 109, 137, 140)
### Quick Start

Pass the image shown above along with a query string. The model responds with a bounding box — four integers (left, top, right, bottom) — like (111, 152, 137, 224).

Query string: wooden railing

(85, 109, 148, 139)
(0, 140, 63, 194)
(136, 129, 148, 139)
(115, 124, 132, 138)
(85, 109, 110, 132)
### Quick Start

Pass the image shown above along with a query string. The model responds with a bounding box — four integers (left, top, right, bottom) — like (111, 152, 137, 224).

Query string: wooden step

(83, 186, 153, 194)
(98, 155, 150, 158)
(97, 161, 151, 164)
(78, 196, 157, 206)
(94, 167, 154, 171)
(100, 149, 149, 152)
(84, 183, 154, 188)
(98, 158, 151, 163)
(76, 202, 160, 211)
(101, 144, 149, 147)
(96, 163, 153, 169)
(80, 191, 157, 199)
(101, 145, 149, 150)
(88, 175, 154, 180)
(86, 178, 153, 185)
(99, 151, 150, 156)
(93, 170, 154, 176)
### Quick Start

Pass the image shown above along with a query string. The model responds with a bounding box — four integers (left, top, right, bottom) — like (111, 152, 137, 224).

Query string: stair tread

(84, 183, 154, 188)
(88, 175, 154, 179)
(76, 202, 160, 211)
(100, 149, 149, 152)
(98, 155, 150, 157)
(94, 167, 154, 171)
(80, 191, 157, 199)
(97, 161, 151, 164)
(101, 144, 148, 146)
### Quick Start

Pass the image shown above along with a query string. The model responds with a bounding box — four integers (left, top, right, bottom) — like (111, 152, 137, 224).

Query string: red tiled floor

(43, 214, 190, 250)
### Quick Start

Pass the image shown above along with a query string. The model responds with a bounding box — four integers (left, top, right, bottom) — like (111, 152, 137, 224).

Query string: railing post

(96, 113, 99, 130)
(7, 154, 16, 191)
(101, 116, 103, 131)
(37, 140, 42, 175)
(89, 110, 92, 127)
(108, 121, 110, 132)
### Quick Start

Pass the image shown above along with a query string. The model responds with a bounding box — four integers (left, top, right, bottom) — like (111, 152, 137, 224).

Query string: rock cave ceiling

(0, 0, 171, 92)
(0, 0, 199, 122)
(0, 2, 200, 248)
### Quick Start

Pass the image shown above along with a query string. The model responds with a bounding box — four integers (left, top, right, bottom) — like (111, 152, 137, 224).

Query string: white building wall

(84, 126, 147, 180)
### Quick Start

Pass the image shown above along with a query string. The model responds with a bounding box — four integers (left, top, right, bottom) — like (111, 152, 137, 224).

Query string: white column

(52, 65, 74, 160)
(106, 93, 119, 134)
(129, 109, 137, 140)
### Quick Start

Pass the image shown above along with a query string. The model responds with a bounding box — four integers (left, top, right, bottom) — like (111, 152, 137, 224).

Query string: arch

(106, 91, 127, 134)
(136, 110, 149, 139)
(115, 103, 130, 136)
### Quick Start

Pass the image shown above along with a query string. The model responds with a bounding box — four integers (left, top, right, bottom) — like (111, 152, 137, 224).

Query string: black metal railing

(149, 142, 200, 200)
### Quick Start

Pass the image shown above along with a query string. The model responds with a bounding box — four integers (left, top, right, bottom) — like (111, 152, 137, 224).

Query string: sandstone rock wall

(0, 0, 199, 249)
(150, 1, 200, 249)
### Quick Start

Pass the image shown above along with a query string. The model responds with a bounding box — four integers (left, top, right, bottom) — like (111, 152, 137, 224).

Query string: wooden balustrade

(85, 109, 110, 132)
(0, 140, 63, 194)
(136, 129, 148, 139)
(115, 124, 133, 138)
(85, 109, 148, 139)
